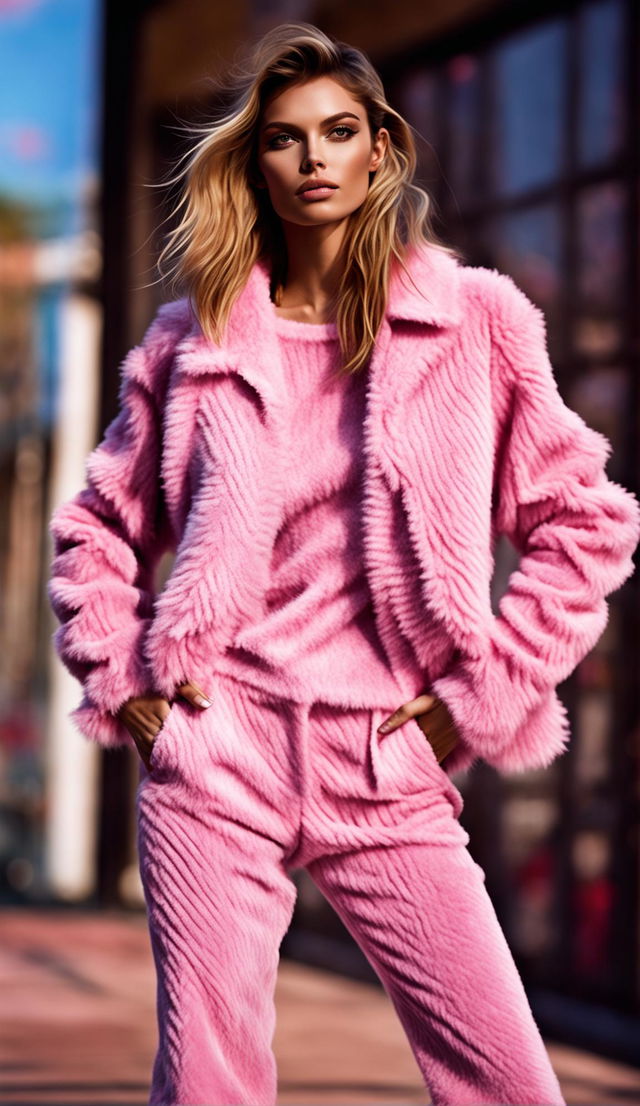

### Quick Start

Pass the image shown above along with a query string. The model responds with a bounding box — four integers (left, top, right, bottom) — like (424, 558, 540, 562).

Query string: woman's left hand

(377, 692, 460, 765)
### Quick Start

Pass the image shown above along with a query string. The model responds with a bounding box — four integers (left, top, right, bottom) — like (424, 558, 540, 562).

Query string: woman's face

(255, 75, 388, 228)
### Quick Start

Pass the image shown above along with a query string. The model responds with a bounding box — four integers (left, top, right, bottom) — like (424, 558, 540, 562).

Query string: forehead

(261, 75, 360, 121)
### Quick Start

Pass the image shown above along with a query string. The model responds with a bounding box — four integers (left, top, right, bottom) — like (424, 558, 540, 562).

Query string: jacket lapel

(169, 260, 287, 418)
(360, 247, 496, 662)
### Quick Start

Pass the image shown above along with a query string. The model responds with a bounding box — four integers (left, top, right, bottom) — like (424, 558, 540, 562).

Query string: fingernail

(378, 721, 391, 733)
(195, 694, 213, 708)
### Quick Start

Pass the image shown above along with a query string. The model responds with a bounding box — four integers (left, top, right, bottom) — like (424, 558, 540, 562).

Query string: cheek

(257, 150, 284, 184)
(260, 163, 299, 209)
(339, 146, 375, 189)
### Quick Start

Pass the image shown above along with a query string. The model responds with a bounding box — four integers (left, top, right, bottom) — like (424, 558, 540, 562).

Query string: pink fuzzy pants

(135, 669, 566, 1106)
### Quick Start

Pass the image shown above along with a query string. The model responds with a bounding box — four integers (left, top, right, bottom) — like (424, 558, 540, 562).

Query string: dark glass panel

(578, 0, 625, 168)
(576, 181, 625, 311)
(568, 366, 629, 479)
(483, 204, 564, 349)
(491, 20, 566, 198)
(447, 53, 482, 206)
(394, 67, 440, 185)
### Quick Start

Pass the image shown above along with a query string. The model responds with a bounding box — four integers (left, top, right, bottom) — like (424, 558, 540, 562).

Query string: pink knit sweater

(214, 311, 429, 707)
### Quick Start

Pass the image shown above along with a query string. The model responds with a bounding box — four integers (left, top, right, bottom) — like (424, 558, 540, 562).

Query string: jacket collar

(173, 240, 464, 384)
(385, 242, 463, 327)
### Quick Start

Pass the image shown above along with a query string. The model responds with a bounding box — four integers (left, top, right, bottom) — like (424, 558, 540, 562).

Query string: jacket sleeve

(47, 302, 186, 749)
(431, 276, 640, 774)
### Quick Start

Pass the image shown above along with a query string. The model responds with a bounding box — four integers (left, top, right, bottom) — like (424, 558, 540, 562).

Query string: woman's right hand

(117, 681, 214, 770)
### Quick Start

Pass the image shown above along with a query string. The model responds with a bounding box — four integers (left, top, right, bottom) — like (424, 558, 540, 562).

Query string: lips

(296, 180, 338, 195)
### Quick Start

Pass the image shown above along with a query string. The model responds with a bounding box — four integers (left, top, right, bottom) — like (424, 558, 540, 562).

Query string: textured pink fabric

(47, 242, 640, 778)
(137, 669, 566, 1106)
(217, 311, 421, 706)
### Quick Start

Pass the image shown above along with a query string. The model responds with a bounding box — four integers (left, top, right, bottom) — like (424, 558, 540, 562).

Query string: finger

(410, 692, 440, 714)
(377, 703, 412, 734)
(377, 692, 439, 734)
(127, 705, 169, 741)
(138, 719, 164, 742)
(176, 681, 213, 709)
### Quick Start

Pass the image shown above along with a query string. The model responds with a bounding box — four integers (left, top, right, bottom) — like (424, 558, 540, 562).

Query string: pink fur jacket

(47, 242, 640, 777)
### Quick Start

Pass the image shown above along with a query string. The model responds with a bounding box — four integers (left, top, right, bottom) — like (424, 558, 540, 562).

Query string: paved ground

(1, 908, 639, 1105)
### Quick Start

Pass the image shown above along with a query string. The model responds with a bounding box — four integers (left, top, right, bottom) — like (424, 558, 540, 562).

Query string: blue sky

(0, 0, 100, 226)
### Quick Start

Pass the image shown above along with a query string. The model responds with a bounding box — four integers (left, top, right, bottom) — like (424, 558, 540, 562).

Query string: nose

(301, 149, 325, 171)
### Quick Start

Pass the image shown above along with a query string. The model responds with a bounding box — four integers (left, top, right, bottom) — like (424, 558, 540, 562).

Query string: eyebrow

(261, 111, 361, 133)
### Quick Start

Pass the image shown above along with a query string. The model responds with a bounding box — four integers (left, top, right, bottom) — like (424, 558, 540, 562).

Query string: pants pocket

(368, 707, 439, 798)
(148, 700, 181, 774)
(373, 707, 468, 822)
(410, 718, 466, 818)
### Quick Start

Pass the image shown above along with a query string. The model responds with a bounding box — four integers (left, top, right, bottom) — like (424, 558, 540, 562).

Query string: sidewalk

(1, 907, 639, 1105)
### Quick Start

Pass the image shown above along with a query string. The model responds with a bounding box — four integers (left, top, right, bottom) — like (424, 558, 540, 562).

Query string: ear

(369, 127, 389, 172)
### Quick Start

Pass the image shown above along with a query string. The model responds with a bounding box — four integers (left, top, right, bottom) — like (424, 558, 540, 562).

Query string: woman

(47, 22, 639, 1106)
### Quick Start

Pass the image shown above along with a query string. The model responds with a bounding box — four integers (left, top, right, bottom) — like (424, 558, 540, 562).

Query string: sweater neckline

(272, 306, 339, 341)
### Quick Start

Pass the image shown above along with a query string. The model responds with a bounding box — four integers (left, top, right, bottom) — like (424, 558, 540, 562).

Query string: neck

(275, 219, 348, 316)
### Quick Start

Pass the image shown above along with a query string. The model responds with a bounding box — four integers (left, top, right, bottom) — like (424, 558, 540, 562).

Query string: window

(384, 0, 638, 1014)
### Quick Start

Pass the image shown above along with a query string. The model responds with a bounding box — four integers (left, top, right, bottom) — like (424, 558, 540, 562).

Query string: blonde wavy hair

(155, 21, 464, 376)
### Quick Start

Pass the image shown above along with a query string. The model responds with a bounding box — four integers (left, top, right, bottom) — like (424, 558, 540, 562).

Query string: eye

(268, 131, 294, 148)
(267, 124, 357, 149)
